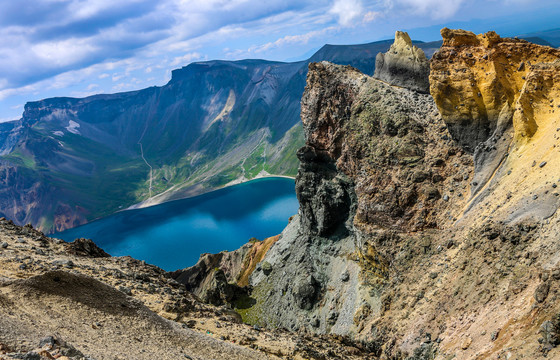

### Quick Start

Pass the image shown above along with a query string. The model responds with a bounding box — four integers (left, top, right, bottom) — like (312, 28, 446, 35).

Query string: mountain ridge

(0, 37, 448, 233)
(0, 33, 554, 234)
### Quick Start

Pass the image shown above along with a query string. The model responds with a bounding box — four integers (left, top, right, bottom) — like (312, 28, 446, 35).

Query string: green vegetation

(45, 133, 148, 220)
(243, 143, 266, 178)
(2, 149, 36, 169)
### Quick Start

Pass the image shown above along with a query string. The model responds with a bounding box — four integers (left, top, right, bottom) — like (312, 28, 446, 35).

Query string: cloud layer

(0, 0, 558, 120)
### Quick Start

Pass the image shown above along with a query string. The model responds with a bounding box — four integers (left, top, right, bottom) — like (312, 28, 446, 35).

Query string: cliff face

(200, 30, 560, 359)
(239, 60, 472, 339)
(431, 28, 560, 224)
(430, 28, 560, 151)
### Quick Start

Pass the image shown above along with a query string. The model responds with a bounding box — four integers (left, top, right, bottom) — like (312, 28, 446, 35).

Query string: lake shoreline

(54, 177, 299, 271)
(125, 174, 296, 212)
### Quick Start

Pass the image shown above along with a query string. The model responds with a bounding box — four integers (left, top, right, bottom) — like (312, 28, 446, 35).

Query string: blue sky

(0, 0, 559, 121)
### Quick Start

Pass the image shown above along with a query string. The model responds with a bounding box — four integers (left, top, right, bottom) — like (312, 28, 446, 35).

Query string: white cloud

(329, 0, 364, 27)
(112, 74, 124, 82)
(0, 84, 38, 101)
(31, 38, 99, 67)
(391, 0, 465, 19)
(248, 27, 337, 54)
(170, 52, 203, 66)
(363, 11, 381, 23)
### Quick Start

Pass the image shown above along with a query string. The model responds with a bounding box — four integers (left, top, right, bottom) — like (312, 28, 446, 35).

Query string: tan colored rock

(430, 28, 560, 224)
(374, 31, 430, 93)
(430, 28, 560, 150)
(461, 336, 472, 350)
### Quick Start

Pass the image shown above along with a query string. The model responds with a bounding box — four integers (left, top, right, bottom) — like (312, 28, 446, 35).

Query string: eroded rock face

(374, 31, 430, 93)
(430, 28, 560, 151)
(431, 29, 560, 223)
(301, 61, 467, 233)
(171, 235, 280, 306)
(243, 61, 471, 336)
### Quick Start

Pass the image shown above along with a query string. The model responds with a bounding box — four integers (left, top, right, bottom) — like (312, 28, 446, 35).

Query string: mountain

(519, 28, 560, 47)
(0, 38, 443, 233)
(174, 30, 560, 358)
(2, 28, 560, 359)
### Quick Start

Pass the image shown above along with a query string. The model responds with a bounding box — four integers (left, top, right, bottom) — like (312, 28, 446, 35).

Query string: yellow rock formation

(430, 29, 560, 224)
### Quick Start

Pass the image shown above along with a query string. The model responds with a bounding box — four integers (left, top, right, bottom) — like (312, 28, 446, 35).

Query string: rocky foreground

(0, 219, 380, 359)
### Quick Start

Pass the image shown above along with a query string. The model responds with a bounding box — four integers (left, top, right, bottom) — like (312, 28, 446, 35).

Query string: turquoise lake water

(55, 178, 298, 271)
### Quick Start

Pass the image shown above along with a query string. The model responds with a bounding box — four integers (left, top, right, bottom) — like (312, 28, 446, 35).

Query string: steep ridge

(0, 39, 443, 233)
(182, 31, 560, 359)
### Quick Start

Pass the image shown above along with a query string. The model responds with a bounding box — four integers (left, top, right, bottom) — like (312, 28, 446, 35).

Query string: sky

(0, 0, 559, 122)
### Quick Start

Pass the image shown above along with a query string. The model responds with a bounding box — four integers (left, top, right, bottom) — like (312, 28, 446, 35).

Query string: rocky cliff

(241, 58, 471, 341)
(184, 30, 560, 359)
(430, 28, 560, 224)
(374, 31, 430, 93)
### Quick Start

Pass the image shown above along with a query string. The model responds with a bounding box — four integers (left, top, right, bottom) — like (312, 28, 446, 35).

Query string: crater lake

(55, 177, 298, 271)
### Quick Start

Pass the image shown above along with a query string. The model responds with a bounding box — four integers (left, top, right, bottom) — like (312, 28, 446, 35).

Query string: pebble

(118, 286, 132, 296)
(39, 336, 55, 348)
(52, 259, 74, 268)
(461, 336, 472, 350)
(185, 320, 196, 328)
(539, 161, 547, 168)
(1, 242, 7, 249)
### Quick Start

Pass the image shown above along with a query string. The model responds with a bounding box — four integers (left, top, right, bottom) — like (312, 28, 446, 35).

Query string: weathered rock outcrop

(301, 62, 467, 233)
(430, 28, 560, 151)
(237, 61, 471, 339)
(171, 235, 279, 306)
(374, 31, 430, 93)
(431, 29, 560, 223)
